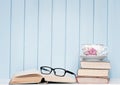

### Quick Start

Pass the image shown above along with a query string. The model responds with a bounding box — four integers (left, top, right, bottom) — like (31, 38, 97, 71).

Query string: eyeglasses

(40, 66, 76, 77)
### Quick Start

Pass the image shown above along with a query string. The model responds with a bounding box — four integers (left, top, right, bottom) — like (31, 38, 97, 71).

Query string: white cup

(82, 44, 107, 56)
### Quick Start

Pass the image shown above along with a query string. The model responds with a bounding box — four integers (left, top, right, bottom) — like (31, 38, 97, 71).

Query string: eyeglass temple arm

(66, 70, 78, 83)
(66, 70, 76, 77)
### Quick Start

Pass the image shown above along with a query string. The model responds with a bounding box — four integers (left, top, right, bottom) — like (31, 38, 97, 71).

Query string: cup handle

(99, 47, 108, 56)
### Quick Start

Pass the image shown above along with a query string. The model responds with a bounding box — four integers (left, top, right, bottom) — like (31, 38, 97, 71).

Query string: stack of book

(77, 44, 111, 84)
(76, 59, 111, 84)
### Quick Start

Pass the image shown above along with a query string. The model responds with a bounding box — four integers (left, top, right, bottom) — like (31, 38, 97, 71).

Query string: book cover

(78, 69, 109, 77)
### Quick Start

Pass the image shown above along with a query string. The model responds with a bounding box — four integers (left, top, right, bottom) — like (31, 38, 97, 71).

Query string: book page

(12, 69, 41, 78)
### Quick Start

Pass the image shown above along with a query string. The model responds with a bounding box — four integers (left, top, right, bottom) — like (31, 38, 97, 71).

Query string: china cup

(81, 44, 108, 61)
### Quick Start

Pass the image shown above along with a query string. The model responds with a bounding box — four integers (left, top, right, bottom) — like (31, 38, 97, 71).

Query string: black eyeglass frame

(40, 66, 76, 77)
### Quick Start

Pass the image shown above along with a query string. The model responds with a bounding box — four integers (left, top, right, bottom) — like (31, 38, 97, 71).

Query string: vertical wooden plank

(52, 0, 66, 68)
(66, 0, 79, 73)
(38, 0, 52, 68)
(108, 0, 120, 78)
(24, 0, 38, 70)
(94, 0, 107, 44)
(10, 0, 24, 77)
(0, 0, 10, 78)
(78, 0, 81, 70)
(80, 0, 94, 69)
(80, 0, 94, 44)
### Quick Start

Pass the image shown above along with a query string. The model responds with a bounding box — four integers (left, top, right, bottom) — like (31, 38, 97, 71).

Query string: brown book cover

(76, 76, 109, 84)
(9, 70, 76, 84)
(81, 61, 111, 69)
(78, 69, 109, 77)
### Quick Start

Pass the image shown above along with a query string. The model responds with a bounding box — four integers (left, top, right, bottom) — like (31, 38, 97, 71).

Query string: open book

(9, 70, 76, 84)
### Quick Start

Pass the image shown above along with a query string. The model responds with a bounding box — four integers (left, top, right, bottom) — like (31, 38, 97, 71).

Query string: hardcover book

(9, 70, 76, 84)
(81, 61, 111, 69)
(78, 69, 109, 77)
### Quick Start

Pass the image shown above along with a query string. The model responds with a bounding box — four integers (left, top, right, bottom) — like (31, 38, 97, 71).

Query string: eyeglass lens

(41, 67, 52, 74)
(54, 68, 65, 77)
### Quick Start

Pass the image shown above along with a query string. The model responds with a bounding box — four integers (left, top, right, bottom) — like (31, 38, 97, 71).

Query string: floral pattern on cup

(84, 48, 97, 56)
(81, 44, 107, 56)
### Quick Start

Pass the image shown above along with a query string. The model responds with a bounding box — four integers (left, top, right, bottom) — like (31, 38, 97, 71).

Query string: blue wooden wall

(0, 0, 120, 79)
